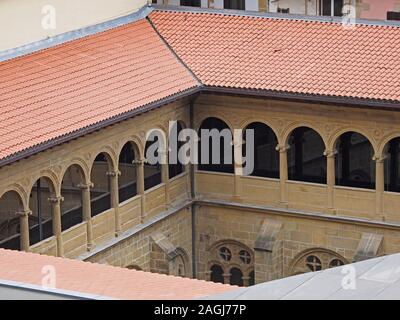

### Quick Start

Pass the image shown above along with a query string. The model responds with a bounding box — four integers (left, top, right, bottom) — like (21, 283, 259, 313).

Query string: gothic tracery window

(209, 240, 254, 287)
(290, 248, 347, 275)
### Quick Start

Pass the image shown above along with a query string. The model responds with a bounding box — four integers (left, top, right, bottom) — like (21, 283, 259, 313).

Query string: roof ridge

(151, 4, 400, 29)
(146, 16, 203, 87)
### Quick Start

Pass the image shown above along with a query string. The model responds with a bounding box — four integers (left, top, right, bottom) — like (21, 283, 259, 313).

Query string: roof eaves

(0, 86, 201, 168)
(202, 86, 400, 111)
(151, 4, 400, 28)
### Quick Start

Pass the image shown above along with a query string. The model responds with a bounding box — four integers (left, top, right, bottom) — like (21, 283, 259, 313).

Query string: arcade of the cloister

(2, 93, 400, 286)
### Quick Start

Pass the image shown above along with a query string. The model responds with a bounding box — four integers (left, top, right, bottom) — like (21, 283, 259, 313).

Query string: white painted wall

(0, 0, 146, 51)
(214, 0, 224, 9)
(246, 0, 259, 11)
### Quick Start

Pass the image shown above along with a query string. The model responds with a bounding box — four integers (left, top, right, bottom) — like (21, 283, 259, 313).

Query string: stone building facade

(0, 6, 399, 287)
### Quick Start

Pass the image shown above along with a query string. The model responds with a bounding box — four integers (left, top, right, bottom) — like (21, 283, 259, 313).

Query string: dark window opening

(60, 165, 84, 232)
(306, 255, 322, 272)
(0, 191, 24, 250)
(243, 122, 279, 178)
(384, 138, 400, 192)
(29, 178, 54, 245)
(335, 132, 375, 189)
(320, 0, 343, 17)
(249, 270, 255, 286)
(224, 0, 245, 10)
(230, 267, 244, 286)
(387, 11, 400, 21)
(119, 143, 138, 202)
(278, 7, 290, 13)
(180, 0, 201, 7)
(210, 264, 224, 284)
(288, 127, 326, 184)
(198, 117, 234, 174)
(144, 138, 162, 190)
(169, 122, 185, 179)
(90, 153, 111, 217)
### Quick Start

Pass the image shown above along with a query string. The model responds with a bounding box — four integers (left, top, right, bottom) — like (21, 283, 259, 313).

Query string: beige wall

(0, 0, 146, 51)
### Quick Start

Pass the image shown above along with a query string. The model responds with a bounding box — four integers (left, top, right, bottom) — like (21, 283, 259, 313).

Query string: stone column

(242, 276, 250, 287)
(374, 154, 386, 220)
(48, 196, 64, 257)
(78, 182, 94, 251)
(233, 131, 243, 201)
(160, 149, 170, 209)
(136, 159, 146, 223)
(107, 170, 121, 237)
(324, 149, 337, 214)
(19, 209, 32, 252)
(222, 273, 231, 285)
(276, 144, 289, 207)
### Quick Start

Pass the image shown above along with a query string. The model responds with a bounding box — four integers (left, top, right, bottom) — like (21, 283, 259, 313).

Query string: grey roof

(206, 253, 400, 300)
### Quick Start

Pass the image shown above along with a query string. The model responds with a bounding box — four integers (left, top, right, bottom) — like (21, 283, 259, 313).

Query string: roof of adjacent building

(206, 253, 400, 300)
(0, 249, 235, 300)
(0, 5, 399, 166)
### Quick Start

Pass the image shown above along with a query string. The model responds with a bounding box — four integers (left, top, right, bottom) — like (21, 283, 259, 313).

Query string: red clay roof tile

(0, 19, 199, 162)
(0, 249, 235, 299)
(149, 10, 400, 102)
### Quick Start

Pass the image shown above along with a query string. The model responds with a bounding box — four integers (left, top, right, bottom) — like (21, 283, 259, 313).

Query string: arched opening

(224, 0, 245, 10)
(198, 117, 234, 174)
(335, 132, 375, 189)
(118, 142, 138, 202)
(210, 264, 224, 284)
(90, 153, 111, 217)
(169, 121, 185, 179)
(243, 122, 279, 178)
(0, 191, 24, 250)
(230, 267, 244, 286)
(60, 165, 85, 232)
(288, 127, 326, 184)
(384, 138, 400, 192)
(29, 177, 55, 245)
(144, 136, 162, 191)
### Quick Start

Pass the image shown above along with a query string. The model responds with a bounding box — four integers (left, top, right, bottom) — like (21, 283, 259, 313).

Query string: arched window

(288, 127, 326, 184)
(198, 117, 234, 174)
(230, 267, 244, 286)
(29, 177, 54, 245)
(224, 0, 245, 10)
(90, 153, 111, 217)
(118, 142, 138, 202)
(210, 264, 224, 284)
(180, 0, 201, 7)
(384, 138, 400, 192)
(144, 137, 162, 190)
(0, 191, 24, 250)
(60, 165, 84, 232)
(335, 132, 375, 189)
(243, 122, 279, 178)
(169, 121, 185, 179)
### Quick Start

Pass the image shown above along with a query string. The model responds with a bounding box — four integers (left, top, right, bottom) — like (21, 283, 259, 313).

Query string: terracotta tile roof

(149, 10, 400, 102)
(0, 249, 235, 299)
(0, 18, 199, 162)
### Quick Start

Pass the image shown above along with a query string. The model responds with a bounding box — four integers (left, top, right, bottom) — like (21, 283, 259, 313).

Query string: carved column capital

(77, 182, 94, 190)
(48, 195, 64, 204)
(373, 154, 387, 163)
(106, 170, 121, 177)
(323, 149, 338, 158)
(275, 144, 290, 152)
(17, 210, 32, 218)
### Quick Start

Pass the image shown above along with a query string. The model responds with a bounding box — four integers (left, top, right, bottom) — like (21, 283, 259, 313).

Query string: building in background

(154, 0, 400, 21)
